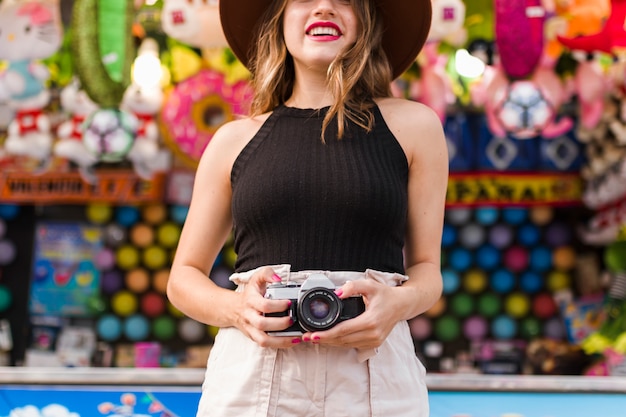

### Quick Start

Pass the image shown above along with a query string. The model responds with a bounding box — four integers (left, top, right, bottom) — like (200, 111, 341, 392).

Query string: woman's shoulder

(375, 97, 440, 126)
(207, 111, 272, 154)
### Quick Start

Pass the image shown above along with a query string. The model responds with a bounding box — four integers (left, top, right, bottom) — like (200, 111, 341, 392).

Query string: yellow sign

(0, 170, 165, 204)
(446, 172, 583, 206)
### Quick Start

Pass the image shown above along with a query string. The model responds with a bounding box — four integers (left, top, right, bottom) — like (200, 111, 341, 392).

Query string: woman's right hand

(234, 267, 302, 348)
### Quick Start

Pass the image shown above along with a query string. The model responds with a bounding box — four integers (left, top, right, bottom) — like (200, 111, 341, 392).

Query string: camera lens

(309, 298, 330, 319)
(297, 288, 341, 331)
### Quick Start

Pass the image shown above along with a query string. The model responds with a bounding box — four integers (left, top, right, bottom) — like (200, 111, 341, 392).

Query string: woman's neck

(286, 66, 334, 109)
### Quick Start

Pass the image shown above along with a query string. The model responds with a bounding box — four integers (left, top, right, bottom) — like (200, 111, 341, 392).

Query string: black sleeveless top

(231, 104, 408, 273)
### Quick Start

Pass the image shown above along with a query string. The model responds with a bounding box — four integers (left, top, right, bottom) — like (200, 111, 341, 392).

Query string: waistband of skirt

(229, 264, 408, 287)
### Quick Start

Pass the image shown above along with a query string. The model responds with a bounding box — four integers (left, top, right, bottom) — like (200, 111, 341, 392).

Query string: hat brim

(219, 0, 432, 80)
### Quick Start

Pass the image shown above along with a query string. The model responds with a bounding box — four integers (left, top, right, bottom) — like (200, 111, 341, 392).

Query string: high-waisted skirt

(196, 264, 429, 417)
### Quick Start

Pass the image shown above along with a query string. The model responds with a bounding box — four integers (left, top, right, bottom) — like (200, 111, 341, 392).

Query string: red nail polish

(292, 338, 302, 344)
(272, 274, 282, 282)
(313, 335, 320, 341)
(334, 289, 343, 297)
(302, 336, 310, 342)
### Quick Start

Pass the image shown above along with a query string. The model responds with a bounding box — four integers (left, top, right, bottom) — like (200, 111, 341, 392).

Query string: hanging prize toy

(0, 0, 64, 170)
(494, 0, 546, 80)
(70, 0, 137, 176)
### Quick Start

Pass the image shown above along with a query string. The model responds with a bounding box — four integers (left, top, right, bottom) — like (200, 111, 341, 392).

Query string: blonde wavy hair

(247, 0, 393, 140)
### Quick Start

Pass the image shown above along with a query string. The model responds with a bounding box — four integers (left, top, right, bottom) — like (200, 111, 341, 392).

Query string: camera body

(264, 274, 365, 336)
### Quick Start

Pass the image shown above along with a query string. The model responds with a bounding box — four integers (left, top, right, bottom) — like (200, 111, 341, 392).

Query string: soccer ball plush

(494, 80, 553, 139)
(83, 109, 137, 163)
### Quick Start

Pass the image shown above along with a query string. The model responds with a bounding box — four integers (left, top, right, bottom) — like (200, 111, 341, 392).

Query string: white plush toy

(0, 0, 63, 168)
(120, 38, 171, 180)
(161, 0, 227, 52)
(53, 78, 101, 183)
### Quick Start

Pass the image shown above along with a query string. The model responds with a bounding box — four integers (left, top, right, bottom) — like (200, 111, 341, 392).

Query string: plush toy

(557, 0, 626, 56)
(53, 78, 101, 183)
(408, 42, 456, 122)
(495, 0, 546, 79)
(121, 81, 171, 180)
(161, 0, 227, 53)
(0, 0, 63, 168)
(427, 0, 467, 47)
(543, 0, 610, 60)
(472, 57, 573, 140)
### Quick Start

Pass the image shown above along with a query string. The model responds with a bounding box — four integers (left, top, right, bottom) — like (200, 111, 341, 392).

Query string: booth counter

(1, 368, 626, 417)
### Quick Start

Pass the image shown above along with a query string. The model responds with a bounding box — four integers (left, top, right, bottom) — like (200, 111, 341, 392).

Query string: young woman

(167, 0, 447, 415)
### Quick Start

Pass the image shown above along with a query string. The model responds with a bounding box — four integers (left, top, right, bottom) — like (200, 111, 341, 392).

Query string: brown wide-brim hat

(219, 0, 432, 80)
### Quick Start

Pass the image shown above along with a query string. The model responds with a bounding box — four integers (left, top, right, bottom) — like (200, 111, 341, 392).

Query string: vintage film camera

(264, 274, 365, 336)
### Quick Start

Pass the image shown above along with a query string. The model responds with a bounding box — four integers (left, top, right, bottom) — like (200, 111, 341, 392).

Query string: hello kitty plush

(53, 78, 101, 183)
(121, 81, 171, 180)
(0, 0, 63, 167)
(161, 0, 227, 52)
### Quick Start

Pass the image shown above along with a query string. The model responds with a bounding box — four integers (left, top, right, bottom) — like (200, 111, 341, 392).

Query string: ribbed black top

(231, 104, 409, 273)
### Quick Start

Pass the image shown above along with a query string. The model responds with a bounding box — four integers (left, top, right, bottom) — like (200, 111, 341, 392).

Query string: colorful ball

(463, 316, 488, 340)
(86, 203, 113, 224)
(446, 208, 472, 225)
(517, 223, 541, 246)
(491, 315, 517, 339)
(157, 222, 182, 248)
(116, 245, 140, 270)
(529, 246, 552, 272)
(519, 270, 543, 294)
(178, 318, 206, 342)
(111, 290, 138, 316)
(451, 293, 474, 317)
(463, 269, 487, 293)
(459, 223, 486, 249)
(153, 269, 170, 294)
(130, 223, 154, 248)
(441, 224, 457, 248)
(409, 316, 432, 340)
(103, 223, 127, 247)
(115, 206, 141, 227)
(502, 207, 527, 225)
(489, 224, 514, 249)
(94, 248, 116, 270)
(143, 245, 168, 270)
(478, 293, 502, 317)
(490, 268, 515, 293)
(503, 245, 529, 273)
(170, 205, 189, 224)
(0, 240, 17, 266)
(475, 207, 499, 225)
(520, 317, 542, 338)
(547, 270, 571, 292)
(142, 204, 167, 224)
(125, 268, 150, 293)
(529, 206, 553, 225)
(101, 269, 124, 294)
(449, 247, 473, 270)
(97, 314, 123, 341)
(544, 317, 566, 339)
(0, 284, 12, 312)
(545, 222, 571, 247)
(434, 315, 460, 342)
(153, 316, 176, 341)
(532, 293, 558, 319)
(124, 314, 150, 341)
(0, 204, 19, 220)
(141, 292, 166, 318)
(476, 244, 500, 270)
(505, 292, 530, 318)
(442, 269, 461, 294)
(552, 246, 576, 271)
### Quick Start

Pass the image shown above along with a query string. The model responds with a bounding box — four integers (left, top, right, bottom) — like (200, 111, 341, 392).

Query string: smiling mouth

(307, 26, 341, 37)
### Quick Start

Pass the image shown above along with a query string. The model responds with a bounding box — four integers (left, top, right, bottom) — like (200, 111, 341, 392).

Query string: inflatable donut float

(159, 68, 252, 168)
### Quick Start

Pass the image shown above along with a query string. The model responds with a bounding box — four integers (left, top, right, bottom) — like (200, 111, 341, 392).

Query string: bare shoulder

(374, 97, 446, 161)
(198, 112, 271, 168)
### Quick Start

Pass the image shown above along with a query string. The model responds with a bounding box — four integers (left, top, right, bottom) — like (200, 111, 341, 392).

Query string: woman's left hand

(300, 279, 401, 350)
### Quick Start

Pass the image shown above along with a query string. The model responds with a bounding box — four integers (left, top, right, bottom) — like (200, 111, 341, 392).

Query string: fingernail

(272, 274, 282, 282)
(302, 336, 311, 342)
(289, 318, 294, 325)
(292, 338, 302, 344)
(287, 300, 292, 307)
(313, 335, 320, 341)
(334, 289, 343, 297)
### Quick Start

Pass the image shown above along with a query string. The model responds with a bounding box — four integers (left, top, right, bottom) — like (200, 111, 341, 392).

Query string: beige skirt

(196, 265, 429, 417)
